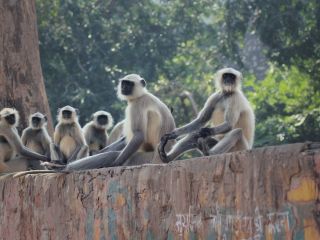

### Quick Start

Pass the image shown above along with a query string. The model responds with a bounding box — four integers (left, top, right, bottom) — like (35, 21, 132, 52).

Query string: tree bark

(0, 0, 52, 132)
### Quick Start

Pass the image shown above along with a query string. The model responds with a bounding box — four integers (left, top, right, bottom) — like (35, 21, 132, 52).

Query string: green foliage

(152, 39, 219, 125)
(222, 0, 320, 85)
(36, 0, 218, 124)
(245, 65, 320, 146)
(36, 0, 319, 146)
(220, 0, 320, 145)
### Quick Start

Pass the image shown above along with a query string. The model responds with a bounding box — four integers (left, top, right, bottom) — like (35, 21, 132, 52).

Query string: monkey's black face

(222, 73, 236, 85)
(97, 115, 108, 125)
(5, 114, 16, 125)
(32, 116, 41, 127)
(121, 80, 135, 96)
(62, 110, 72, 119)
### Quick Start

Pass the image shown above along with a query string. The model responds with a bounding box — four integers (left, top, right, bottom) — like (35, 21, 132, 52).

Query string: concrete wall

(0, 143, 320, 240)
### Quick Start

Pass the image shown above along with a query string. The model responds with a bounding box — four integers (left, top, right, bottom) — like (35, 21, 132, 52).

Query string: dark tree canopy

(36, 0, 320, 146)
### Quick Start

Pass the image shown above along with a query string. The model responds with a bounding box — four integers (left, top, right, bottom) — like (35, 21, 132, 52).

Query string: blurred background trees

(0, 0, 53, 132)
(36, 0, 320, 147)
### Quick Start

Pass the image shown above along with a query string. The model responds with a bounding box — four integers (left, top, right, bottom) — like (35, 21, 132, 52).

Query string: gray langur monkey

(21, 112, 52, 169)
(50, 106, 89, 164)
(0, 108, 49, 173)
(115, 74, 176, 155)
(108, 120, 124, 145)
(83, 111, 113, 155)
(0, 108, 19, 172)
(159, 67, 255, 162)
(41, 74, 176, 172)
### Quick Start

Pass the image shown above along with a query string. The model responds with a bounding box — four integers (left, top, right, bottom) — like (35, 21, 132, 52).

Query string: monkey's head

(57, 105, 79, 124)
(92, 111, 113, 130)
(117, 74, 147, 101)
(0, 108, 19, 127)
(29, 112, 47, 129)
(215, 68, 242, 93)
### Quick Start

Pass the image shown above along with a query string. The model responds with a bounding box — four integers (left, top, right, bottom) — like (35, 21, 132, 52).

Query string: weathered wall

(0, 143, 320, 240)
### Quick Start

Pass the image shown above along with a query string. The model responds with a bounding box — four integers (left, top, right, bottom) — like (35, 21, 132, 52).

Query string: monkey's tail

(0, 173, 15, 180)
(13, 170, 67, 178)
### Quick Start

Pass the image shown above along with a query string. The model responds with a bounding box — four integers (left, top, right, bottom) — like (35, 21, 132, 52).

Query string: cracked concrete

(0, 143, 320, 239)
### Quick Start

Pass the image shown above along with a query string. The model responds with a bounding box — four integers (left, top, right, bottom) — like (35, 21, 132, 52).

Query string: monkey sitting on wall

(0, 108, 49, 173)
(159, 67, 255, 162)
(41, 74, 176, 171)
(50, 106, 89, 164)
(0, 108, 19, 172)
(83, 111, 113, 155)
(21, 112, 52, 169)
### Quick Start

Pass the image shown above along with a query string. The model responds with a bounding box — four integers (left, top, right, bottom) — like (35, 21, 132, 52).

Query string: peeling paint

(0, 143, 319, 239)
(86, 208, 94, 240)
(304, 218, 320, 240)
(107, 208, 117, 240)
(287, 177, 318, 202)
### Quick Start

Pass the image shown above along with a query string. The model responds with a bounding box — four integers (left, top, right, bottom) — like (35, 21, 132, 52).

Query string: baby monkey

(21, 112, 52, 169)
(83, 111, 113, 155)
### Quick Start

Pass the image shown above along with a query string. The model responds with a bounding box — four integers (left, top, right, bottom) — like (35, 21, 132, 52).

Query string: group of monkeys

(0, 67, 255, 176)
(0, 107, 115, 172)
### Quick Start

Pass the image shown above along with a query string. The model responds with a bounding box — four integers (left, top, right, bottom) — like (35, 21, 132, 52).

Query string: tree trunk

(0, 0, 52, 132)
(1, 143, 320, 239)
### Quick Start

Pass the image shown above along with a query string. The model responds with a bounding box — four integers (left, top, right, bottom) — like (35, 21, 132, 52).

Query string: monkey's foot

(41, 161, 66, 170)
(197, 138, 210, 156)
(197, 137, 218, 156)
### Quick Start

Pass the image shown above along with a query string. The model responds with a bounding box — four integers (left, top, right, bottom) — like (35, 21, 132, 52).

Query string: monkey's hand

(161, 131, 178, 142)
(197, 138, 210, 156)
(198, 127, 215, 138)
(41, 161, 66, 171)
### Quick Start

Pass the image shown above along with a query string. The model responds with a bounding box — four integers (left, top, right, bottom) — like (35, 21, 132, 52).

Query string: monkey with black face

(116, 74, 176, 155)
(41, 74, 176, 171)
(50, 106, 89, 164)
(0, 108, 49, 173)
(159, 67, 255, 162)
(83, 111, 113, 155)
(21, 112, 52, 169)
